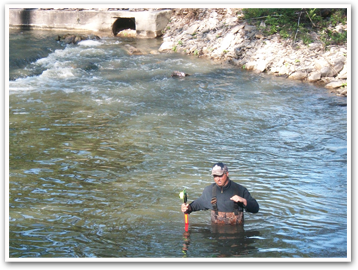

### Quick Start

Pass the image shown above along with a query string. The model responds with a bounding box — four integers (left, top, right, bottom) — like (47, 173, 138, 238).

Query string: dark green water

(8, 29, 348, 260)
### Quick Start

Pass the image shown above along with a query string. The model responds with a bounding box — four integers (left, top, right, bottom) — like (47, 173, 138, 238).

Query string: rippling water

(8, 29, 348, 259)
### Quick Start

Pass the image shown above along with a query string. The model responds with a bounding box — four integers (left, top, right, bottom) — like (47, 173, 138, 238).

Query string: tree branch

(293, 9, 303, 44)
(238, 14, 282, 21)
(304, 8, 316, 27)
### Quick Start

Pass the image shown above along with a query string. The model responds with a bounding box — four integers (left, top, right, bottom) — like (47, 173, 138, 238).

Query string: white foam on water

(41, 67, 75, 79)
(78, 40, 102, 47)
(9, 45, 95, 93)
(79, 48, 106, 57)
(9, 75, 37, 93)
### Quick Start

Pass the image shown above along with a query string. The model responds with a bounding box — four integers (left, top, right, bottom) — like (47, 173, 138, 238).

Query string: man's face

(213, 172, 229, 187)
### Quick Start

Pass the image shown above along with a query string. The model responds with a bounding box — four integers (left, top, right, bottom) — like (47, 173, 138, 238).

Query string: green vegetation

(242, 8, 347, 47)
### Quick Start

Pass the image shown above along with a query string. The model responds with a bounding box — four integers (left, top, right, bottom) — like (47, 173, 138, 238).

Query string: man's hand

(230, 195, 247, 206)
(181, 203, 191, 213)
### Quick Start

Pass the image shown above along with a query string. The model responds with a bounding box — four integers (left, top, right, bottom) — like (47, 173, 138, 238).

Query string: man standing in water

(181, 162, 259, 224)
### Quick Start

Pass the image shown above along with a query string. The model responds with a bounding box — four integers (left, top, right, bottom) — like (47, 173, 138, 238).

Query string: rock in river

(171, 71, 190, 77)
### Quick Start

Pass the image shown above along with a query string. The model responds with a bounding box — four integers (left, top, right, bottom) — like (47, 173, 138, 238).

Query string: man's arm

(243, 188, 259, 213)
(181, 185, 213, 214)
(230, 188, 259, 213)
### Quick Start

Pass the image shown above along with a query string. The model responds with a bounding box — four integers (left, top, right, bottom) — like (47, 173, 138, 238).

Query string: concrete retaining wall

(8, 8, 172, 38)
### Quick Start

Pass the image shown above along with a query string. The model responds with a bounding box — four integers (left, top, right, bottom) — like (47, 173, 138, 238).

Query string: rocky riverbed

(159, 8, 348, 97)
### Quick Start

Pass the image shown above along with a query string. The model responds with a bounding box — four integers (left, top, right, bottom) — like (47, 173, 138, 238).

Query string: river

(7, 28, 348, 260)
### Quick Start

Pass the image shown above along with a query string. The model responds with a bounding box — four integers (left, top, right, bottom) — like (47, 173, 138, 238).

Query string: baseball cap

(211, 162, 228, 175)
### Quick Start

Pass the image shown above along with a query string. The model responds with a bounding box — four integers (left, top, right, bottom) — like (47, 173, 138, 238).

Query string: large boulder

(288, 71, 307, 80)
(325, 81, 345, 89)
(117, 29, 137, 37)
(337, 65, 348, 79)
(158, 41, 175, 52)
(308, 72, 321, 82)
(320, 62, 344, 77)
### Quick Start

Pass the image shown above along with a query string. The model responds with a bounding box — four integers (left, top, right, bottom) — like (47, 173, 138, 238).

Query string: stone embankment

(159, 8, 348, 97)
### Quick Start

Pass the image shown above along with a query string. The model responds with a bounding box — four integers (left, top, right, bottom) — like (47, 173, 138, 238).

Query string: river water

(7, 29, 348, 260)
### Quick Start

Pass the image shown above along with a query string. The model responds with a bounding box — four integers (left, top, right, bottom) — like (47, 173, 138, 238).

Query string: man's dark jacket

(187, 179, 259, 214)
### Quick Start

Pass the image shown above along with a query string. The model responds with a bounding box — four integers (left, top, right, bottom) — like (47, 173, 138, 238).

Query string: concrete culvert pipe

(112, 17, 135, 36)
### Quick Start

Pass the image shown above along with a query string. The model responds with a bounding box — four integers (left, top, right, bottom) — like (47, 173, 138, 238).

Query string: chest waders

(211, 185, 244, 225)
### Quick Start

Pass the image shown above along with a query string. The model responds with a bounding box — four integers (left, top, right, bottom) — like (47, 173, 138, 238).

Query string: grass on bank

(241, 8, 347, 48)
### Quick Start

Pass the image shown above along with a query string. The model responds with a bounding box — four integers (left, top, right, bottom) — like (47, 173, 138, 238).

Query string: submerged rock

(124, 44, 143, 55)
(171, 71, 190, 77)
(55, 33, 101, 45)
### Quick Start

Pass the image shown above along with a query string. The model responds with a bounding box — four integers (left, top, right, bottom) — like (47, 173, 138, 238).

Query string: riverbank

(8, 7, 348, 96)
(159, 8, 348, 97)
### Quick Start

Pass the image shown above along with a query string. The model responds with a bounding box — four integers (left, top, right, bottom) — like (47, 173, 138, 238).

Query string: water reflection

(182, 224, 260, 258)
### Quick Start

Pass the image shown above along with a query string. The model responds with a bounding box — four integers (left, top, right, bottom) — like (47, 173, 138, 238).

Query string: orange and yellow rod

(179, 189, 189, 231)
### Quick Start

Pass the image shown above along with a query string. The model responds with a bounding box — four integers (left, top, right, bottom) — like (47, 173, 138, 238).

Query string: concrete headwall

(8, 8, 173, 38)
